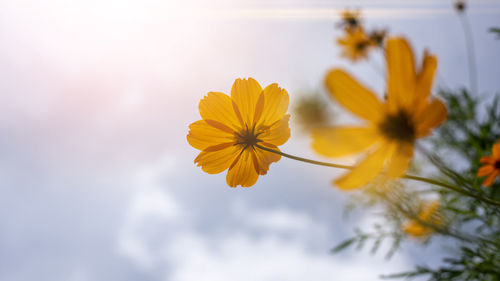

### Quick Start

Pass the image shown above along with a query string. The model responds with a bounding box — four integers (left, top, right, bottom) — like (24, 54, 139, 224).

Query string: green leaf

(330, 237, 357, 253)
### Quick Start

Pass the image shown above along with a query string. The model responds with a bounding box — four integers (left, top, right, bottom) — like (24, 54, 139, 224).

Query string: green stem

(459, 14, 478, 94)
(255, 144, 500, 207)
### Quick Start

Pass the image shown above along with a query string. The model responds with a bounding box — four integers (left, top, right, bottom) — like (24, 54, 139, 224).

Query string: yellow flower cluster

(187, 11, 451, 190)
(336, 9, 388, 62)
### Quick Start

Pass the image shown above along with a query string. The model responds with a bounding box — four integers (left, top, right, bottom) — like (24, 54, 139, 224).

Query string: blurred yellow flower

(404, 201, 442, 238)
(339, 9, 362, 30)
(369, 29, 388, 47)
(477, 139, 500, 187)
(187, 78, 290, 187)
(337, 27, 372, 62)
(313, 37, 447, 190)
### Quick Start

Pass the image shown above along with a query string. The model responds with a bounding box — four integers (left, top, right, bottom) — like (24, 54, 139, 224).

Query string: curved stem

(256, 144, 353, 170)
(255, 144, 500, 207)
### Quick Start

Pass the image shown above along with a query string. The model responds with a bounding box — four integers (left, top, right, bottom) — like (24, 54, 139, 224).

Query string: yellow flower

(313, 37, 447, 190)
(369, 29, 388, 47)
(477, 139, 500, 187)
(339, 9, 361, 30)
(337, 27, 372, 62)
(187, 78, 290, 188)
(404, 201, 442, 238)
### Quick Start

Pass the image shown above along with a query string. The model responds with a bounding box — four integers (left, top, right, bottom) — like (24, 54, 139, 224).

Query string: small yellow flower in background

(337, 27, 373, 62)
(404, 201, 442, 238)
(313, 37, 447, 190)
(187, 78, 290, 188)
(477, 139, 500, 187)
(369, 29, 388, 48)
(338, 9, 362, 31)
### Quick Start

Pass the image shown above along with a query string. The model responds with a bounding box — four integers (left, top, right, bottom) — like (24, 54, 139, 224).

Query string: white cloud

(167, 231, 410, 281)
(117, 169, 413, 281)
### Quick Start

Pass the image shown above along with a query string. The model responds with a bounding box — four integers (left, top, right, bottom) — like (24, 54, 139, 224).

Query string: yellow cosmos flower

(339, 9, 361, 30)
(477, 139, 500, 187)
(404, 201, 442, 238)
(313, 37, 447, 190)
(369, 29, 388, 48)
(337, 27, 373, 62)
(187, 78, 290, 188)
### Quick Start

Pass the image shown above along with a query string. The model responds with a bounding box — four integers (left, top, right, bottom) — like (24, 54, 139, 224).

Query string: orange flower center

(495, 161, 500, 170)
(379, 110, 416, 143)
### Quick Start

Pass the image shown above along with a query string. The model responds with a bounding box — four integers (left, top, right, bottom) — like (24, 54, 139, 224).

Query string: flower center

(355, 41, 368, 51)
(235, 125, 262, 147)
(495, 161, 500, 170)
(379, 110, 416, 143)
(347, 18, 358, 27)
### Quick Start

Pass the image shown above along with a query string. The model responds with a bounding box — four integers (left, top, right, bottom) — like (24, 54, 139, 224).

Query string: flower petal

(258, 115, 291, 147)
(194, 144, 241, 174)
(252, 146, 281, 175)
(493, 141, 500, 159)
(231, 78, 263, 126)
(226, 149, 260, 187)
(404, 221, 428, 237)
(482, 170, 499, 187)
(199, 92, 241, 131)
(187, 120, 235, 151)
(477, 165, 494, 177)
(480, 156, 493, 164)
(311, 126, 379, 157)
(257, 83, 289, 127)
(415, 98, 447, 138)
(386, 37, 417, 113)
(325, 69, 384, 122)
(386, 142, 414, 178)
(415, 51, 437, 112)
(334, 142, 394, 190)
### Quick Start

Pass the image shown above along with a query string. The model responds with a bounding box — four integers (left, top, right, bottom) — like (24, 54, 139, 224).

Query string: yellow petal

(311, 126, 379, 157)
(325, 69, 384, 122)
(386, 37, 416, 113)
(415, 51, 437, 112)
(415, 98, 447, 138)
(404, 221, 428, 237)
(477, 165, 494, 177)
(334, 142, 394, 190)
(226, 149, 259, 187)
(252, 146, 281, 175)
(419, 201, 440, 221)
(199, 92, 241, 131)
(258, 115, 291, 147)
(253, 92, 265, 126)
(187, 120, 235, 151)
(257, 83, 289, 127)
(231, 78, 263, 126)
(386, 142, 414, 178)
(194, 144, 241, 174)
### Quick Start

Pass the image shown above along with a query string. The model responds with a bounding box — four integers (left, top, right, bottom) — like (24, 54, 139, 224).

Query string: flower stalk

(255, 144, 500, 208)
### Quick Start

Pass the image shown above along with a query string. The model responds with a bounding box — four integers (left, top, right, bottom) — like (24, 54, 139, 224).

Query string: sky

(0, 0, 499, 280)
